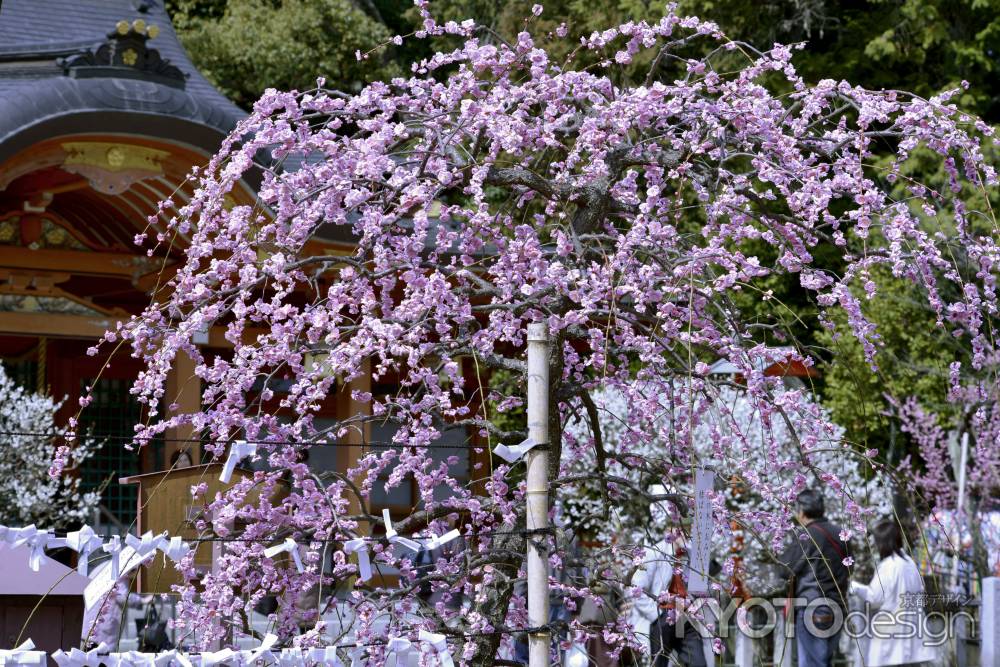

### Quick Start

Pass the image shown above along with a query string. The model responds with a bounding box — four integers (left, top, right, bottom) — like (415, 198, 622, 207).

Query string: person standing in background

(629, 484, 712, 667)
(778, 489, 852, 667)
(850, 519, 938, 667)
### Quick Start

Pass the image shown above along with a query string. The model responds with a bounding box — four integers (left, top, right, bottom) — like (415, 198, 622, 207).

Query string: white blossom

(0, 366, 100, 529)
(559, 383, 892, 594)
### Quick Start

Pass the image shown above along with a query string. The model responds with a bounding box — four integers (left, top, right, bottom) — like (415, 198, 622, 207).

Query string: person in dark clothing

(778, 489, 852, 667)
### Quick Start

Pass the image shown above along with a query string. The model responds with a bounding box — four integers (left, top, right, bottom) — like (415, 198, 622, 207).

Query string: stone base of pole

(983, 577, 1000, 667)
(772, 611, 793, 667)
(733, 629, 754, 667)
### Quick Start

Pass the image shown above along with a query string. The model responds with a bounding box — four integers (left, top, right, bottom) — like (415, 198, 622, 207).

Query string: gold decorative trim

(62, 142, 169, 174)
(61, 142, 170, 194)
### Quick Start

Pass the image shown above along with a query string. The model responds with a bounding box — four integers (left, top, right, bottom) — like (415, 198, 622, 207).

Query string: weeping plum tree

(893, 396, 1000, 579)
(71, 3, 1000, 662)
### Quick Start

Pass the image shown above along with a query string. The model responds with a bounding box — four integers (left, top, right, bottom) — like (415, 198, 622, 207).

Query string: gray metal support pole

(526, 323, 550, 667)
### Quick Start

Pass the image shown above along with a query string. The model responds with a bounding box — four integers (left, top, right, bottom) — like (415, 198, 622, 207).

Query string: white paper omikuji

(105, 650, 179, 667)
(244, 633, 279, 664)
(343, 538, 373, 581)
(276, 648, 305, 666)
(161, 535, 191, 562)
(219, 440, 257, 483)
(126, 531, 166, 558)
(102, 535, 122, 579)
(264, 537, 305, 572)
(52, 642, 109, 667)
(492, 437, 537, 463)
(123, 532, 166, 575)
(0, 638, 459, 667)
(383, 508, 421, 552)
(424, 529, 461, 551)
(194, 648, 235, 667)
(24, 528, 53, 572)
(384, 637, 413, 667)
(3, 525, 50, 572)
(65, 526, 104, 576)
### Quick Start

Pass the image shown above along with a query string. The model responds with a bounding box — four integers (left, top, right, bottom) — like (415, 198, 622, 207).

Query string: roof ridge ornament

(59, 19, 186, 89)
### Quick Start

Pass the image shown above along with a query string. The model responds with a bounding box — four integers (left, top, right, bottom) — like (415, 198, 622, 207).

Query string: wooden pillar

(164, 350, 201, 466)
(35, 336, 47, 394)
(336, 359, 371, 519)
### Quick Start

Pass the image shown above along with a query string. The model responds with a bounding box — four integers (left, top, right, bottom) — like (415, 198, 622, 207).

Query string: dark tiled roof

(0, 0, 245, 161)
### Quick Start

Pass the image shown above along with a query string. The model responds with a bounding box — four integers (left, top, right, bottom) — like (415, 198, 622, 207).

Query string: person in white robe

(850, 519, 938, 667)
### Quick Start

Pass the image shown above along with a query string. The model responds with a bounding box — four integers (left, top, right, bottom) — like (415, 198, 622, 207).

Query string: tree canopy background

(167, 0, 1000, 120)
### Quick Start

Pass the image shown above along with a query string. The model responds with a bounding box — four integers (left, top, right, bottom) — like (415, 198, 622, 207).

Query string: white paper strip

(687, 467, 715, 596)
(195, 648, 235, 667)
(123, 532, 167, 575)
(126, 532, 166, 558)
(492, 437, 537, 463)
(343, 538, 372, 582)
(219, 440, 257, 483)
(3, 525, 52, 572)
(263, 538, 304, 573)
(0, 639, 458, 667)
(2, 524, 37, 546)
(146, 650, 175, 667)
(276, 648, 304, 667)
(105, 650, 176, 667)
(424, 529, 460, 551)
(382, 509, 421, 552)
(24, 529, 53, 572)
(384, 637, 411, 667)
(103, 535, 122, 579)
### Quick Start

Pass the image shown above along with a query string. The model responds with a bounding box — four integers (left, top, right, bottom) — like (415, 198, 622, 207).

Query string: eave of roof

(0, 0, 246, 159)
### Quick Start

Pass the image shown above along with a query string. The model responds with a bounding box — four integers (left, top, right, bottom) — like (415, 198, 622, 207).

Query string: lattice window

(78, 377, 160, 529)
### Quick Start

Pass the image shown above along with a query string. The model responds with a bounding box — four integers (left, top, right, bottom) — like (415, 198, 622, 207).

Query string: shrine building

(0, 0, 478, 538)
